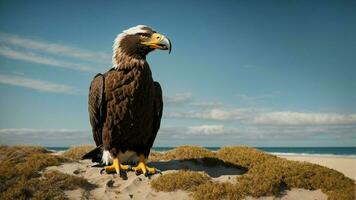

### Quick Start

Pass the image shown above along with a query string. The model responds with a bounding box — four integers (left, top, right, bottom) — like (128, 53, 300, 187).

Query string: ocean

(46, 146, 356, 157)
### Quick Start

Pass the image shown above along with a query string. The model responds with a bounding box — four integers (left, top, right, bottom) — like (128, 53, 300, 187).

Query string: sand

(280, 155, 356, 180)
(46, 154, 355, 200)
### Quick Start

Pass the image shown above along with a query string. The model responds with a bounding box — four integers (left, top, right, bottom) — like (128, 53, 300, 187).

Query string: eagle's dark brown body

(103, 63, 162, 158)
(87, 62, 163, 162)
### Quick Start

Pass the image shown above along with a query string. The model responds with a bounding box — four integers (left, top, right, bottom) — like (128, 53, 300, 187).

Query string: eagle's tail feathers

(102, 150, 113, 166)
(82, 145, 103, 163)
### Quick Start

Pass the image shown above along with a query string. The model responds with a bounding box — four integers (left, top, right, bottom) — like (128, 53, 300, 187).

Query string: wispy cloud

(166, 107, 356, 126)
(164, 92, 192, 105)
(0, 32, 110, 64)
(190, 101, 223, 108)
(166, 108, 256, 121)
(187, 125, 226, 135)
(164, 93, 226, 109)
(0, 128, 89, 136)
(0, 74, 79, 94)
(156, 123, 356, 146)
(0, 46, 95, 72)
(0, 128, 92, 146)
(235, 92, 280, 105)
(252, 112, 356, 126)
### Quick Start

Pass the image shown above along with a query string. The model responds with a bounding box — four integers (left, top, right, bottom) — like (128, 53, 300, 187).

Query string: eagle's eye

(138, 32, 150, 39)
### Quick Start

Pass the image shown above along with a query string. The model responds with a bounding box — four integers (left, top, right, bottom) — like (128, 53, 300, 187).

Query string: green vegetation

(62, 145, 95, 160)
(151, 146, 355, 200)
(0, 145, 95, 200)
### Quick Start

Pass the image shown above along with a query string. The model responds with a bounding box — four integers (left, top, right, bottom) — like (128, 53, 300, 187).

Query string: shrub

(62, 145, 95, 160)
(0, 145, 95, 200)
(151, 170, 210, 192)
(150, 145, 355, 200)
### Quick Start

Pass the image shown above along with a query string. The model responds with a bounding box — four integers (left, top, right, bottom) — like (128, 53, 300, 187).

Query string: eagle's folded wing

(153, 81, 163, 134)
(88, 73, 105, 147)
(145, 81, 163, 156)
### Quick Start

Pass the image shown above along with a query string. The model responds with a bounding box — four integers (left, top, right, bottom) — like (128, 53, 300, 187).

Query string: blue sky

(0, 0, 355, 147)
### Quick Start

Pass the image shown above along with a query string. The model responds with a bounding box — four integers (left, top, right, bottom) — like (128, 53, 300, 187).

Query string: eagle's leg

(132, 154, 157, 176)
(104, 156, 131, 175)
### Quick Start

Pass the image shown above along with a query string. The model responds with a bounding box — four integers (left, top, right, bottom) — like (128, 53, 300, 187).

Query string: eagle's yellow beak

(141, 33, 172, 54)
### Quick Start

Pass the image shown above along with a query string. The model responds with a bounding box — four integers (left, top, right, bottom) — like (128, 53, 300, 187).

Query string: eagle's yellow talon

(104, 165, 115, 172)
(104, 157, 130, 175)
(132, 154, 157, 175)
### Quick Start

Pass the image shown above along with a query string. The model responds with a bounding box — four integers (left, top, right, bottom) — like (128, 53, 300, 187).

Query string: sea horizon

(45, 146, 356, 157)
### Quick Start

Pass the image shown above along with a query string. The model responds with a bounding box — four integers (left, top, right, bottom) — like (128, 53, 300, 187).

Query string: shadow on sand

(149, 157, 247, 178)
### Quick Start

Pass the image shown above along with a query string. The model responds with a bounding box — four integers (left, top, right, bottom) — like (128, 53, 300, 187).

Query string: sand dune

(46, 159, 246, 199)
(44, 154, 355, 200)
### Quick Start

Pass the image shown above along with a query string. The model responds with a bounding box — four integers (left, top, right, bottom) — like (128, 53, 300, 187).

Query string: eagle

(82, 25, 171, 177)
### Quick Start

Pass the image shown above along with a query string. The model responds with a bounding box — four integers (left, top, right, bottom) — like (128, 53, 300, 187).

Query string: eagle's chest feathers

(105, 66, 153, 124)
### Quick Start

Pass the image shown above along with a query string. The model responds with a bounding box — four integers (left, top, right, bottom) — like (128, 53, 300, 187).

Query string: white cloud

(155, 123, 356, 146)
(0, 128, 92, 146)
(235, 92, 279, 105)
(0, 128, 89, 135)
(166, 108, 255, 121)
(236, 94, 261, 102)
(164, 92, 192, 105)
(187, 125, 225, 135)
(190, 101, 223, 108)
(0, 32, 110, 63)
(0, 74, 79, 94)
(166, 106, 356, 126)
(164, 93, 226, 109)
(0, 46, 95, 72)
(252, 112, 356, 126)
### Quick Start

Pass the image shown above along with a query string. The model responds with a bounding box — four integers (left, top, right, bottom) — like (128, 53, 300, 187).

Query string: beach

(47, 147, 355, 200)
(47, 157, 348, 200)
(280, 155, 356, 181)
(1, 145, 354, 200)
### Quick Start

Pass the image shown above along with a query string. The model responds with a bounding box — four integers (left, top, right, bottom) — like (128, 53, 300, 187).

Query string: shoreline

(270, 152, 356, 158)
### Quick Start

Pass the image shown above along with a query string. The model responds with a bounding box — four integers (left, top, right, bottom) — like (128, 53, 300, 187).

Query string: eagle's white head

(112, 25, 171, 68)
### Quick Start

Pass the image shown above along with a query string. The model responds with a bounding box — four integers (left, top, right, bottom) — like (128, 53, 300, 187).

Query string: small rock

(106, 180, 114, 187)
(129, 194, 133, 198)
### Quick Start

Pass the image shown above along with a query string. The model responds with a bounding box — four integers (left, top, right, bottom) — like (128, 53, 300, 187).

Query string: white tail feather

(102, 150, 112, 165)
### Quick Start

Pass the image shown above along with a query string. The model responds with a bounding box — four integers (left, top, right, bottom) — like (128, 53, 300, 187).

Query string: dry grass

(192, 182, 240, 200)
(0, 145, 50, 163)
(159, 145, 215, 160)
(148, 151, 164, 162)
(0, 145, 95, 200)
(151, 170, 210, 192)
(62, 145, 95, 160)
(217, 146, 278, 169)
(1, 170, 94, 200)
(150, 146, 356, 200)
